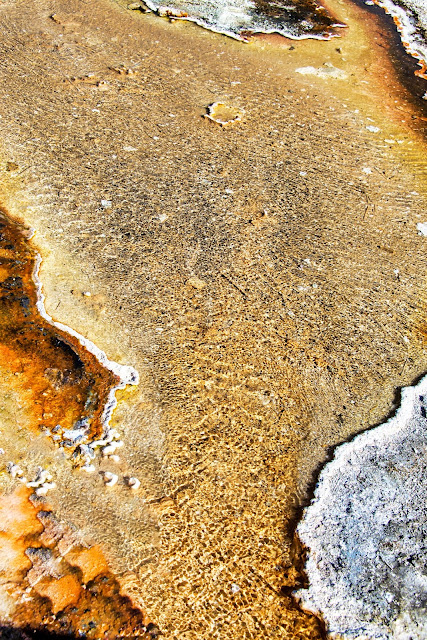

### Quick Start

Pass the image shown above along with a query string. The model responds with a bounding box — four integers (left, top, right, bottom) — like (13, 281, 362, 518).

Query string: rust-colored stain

(0, 207, 119, 454)
(0, 207, 158, 636)
(1, 486, 157, 638)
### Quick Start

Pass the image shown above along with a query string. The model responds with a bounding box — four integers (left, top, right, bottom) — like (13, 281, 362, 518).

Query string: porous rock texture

(297, 376, 427, 639)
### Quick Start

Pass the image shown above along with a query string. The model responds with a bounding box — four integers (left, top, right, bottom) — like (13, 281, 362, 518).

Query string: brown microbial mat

(245, 0, 343, 37)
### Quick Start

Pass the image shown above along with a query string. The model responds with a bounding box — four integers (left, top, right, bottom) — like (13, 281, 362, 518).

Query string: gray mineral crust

(296, 376, 427, 639)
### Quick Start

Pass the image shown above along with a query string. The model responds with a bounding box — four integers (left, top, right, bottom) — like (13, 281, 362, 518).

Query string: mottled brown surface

(0, 0, 425, 638)
(250, 0, 341, 37)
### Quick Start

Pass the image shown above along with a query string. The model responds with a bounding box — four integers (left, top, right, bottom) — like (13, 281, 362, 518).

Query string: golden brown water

(0, 205, 327, 636)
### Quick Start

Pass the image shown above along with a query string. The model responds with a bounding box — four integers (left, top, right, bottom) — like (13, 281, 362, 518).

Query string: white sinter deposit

(372, 0, 427, 76)
(296, 375, 427, 639)
(143, 0, 343, 40)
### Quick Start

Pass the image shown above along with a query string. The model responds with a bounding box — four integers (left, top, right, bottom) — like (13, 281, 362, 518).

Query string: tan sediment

(0, 0, 425, 637)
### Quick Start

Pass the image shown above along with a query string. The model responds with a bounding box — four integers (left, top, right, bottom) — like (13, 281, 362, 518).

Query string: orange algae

(0, 207, 119, 453)
(0, 486, 157, 638)
(33, 575, 82, 615)
(0, 209, 156, 636)
(65, 546, 110, 584)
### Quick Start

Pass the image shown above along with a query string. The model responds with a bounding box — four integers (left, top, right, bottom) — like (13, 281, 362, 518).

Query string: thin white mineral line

(32, 253, 139, 437)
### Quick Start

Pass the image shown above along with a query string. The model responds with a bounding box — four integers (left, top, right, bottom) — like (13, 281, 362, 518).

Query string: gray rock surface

(296, 376, 427, 639)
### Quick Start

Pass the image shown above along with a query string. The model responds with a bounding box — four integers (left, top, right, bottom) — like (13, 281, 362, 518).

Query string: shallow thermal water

(125, 0, 427, 636)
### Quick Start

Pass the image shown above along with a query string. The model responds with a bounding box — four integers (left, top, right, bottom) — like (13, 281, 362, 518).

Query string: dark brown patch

(253, 0, 341, 37)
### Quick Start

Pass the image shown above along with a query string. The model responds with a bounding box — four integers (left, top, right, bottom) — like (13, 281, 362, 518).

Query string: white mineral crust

(143, 0, 341, 39)
(296, 375, 427, 639)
